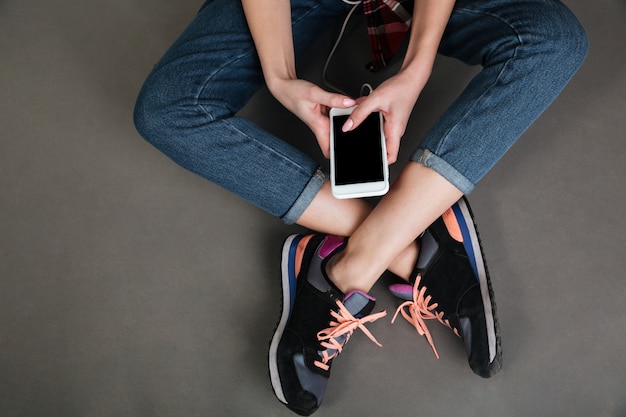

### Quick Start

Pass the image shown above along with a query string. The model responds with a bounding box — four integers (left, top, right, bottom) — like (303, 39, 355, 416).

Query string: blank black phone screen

(332, 113, 384, 185)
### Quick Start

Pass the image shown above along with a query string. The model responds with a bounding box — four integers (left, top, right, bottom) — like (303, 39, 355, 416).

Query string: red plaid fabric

(363, 0, 413, 72)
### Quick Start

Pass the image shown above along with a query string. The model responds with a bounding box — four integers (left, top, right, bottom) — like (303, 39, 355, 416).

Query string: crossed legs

(296, 0, 589, 294)
(298, 163, 461, 292)
(134, 0, 588, 299)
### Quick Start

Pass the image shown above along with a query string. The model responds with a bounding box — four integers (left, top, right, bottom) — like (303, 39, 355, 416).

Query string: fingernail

(342, 119, 353, 132)
(343, 98, 356, 107)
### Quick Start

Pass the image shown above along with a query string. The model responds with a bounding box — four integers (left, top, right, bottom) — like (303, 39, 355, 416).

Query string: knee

(133, 69, 235, 149)
(133, 76, 169, 146)
(534, 1, 589, 73)
(133, 68, 206, 148)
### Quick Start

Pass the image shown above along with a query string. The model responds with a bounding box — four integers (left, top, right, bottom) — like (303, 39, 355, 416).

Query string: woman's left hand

(342, 69, 429, 164)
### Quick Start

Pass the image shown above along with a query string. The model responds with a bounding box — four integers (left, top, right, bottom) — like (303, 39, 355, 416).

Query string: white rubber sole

(268, 234, 300, 405)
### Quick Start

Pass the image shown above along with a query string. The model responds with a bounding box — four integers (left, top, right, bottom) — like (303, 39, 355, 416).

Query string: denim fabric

(414, 0, 589, 193)
(134, 0, 350, 223)
(134, 0, 588, 223)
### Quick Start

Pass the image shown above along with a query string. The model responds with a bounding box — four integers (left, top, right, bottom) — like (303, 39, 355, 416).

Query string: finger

(310, 87, 356, 109)
(309, 117, 331, 159)
(316, 129, 331, 159)
(341, 98, 377, 132)
(386, 138, 400, 164)
(384, 122, 405, 165)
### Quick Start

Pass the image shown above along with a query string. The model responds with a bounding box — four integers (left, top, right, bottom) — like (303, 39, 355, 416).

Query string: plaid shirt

(363, 0, 413, 72)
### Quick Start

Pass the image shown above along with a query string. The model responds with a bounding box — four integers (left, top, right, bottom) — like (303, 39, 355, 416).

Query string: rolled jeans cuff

(281, 168, 327, 224)
(411, 149, 475, 195)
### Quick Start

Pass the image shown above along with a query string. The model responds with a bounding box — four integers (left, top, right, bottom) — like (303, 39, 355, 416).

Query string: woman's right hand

(241, 0, 355, 158)
(268, 77, 356, 159)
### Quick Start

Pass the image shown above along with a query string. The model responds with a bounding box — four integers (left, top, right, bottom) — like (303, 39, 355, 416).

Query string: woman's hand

(340, 0, 455, 164)
(268, 78, 356, 158)
(342, 69, 429, 164)
(241, 0, 355, 158)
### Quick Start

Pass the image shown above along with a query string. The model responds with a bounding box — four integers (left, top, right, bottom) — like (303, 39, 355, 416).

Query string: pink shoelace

(314, 300, 387, 371)
(391, 275, 460, 359)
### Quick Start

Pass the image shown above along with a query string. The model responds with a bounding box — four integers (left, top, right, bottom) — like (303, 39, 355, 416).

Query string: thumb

(311, 88, 356, 110)
(310, 118, 331, 159)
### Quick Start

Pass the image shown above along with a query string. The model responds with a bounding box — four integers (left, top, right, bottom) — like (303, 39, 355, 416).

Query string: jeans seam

(194, 49, 260, 120)
(434, 8, 523, 156)
(281, 167, 326, 224)
(291, 1, 328, 27)
(193, 1, 337, 120)
(221, 118, 315, 179)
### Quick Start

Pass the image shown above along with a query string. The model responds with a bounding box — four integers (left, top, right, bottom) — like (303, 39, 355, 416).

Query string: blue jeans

(134, 0, 588, 224)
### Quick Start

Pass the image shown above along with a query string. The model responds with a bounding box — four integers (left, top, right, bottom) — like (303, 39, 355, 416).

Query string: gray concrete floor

(1, 1, 625, 416)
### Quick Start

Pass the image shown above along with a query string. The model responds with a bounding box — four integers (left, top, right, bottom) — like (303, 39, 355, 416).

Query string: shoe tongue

(416, 229, 439, 270)
(411, 228, 439, 284)
(342, 290, 376, 317)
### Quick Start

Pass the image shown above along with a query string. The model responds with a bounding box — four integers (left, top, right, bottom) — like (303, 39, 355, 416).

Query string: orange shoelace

(314, 300, 387, 371)
(391, 275, 460, 359)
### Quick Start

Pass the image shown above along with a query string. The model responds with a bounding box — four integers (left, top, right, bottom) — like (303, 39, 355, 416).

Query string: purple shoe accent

(388, 283, 413, 301)
(318, 235, 345, 258)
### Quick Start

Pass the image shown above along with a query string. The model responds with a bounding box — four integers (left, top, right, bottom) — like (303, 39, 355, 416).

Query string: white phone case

(329, 106, 389, 199)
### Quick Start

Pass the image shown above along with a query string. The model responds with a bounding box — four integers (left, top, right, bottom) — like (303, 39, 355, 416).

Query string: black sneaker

(269, 234, 386, 415)
(390, 197, 502, 378)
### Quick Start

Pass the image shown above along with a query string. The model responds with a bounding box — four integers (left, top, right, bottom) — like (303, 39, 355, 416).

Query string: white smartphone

(329, 106, 389, 199)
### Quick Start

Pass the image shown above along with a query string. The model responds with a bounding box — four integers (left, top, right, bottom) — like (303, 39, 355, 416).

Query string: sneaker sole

(454, 197, 502, 375)
(268, 234, 303, 405)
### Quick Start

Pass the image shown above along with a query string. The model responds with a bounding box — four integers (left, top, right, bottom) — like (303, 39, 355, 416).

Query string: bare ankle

(388, 241, 419, 282)
(325, 248, 376, 294)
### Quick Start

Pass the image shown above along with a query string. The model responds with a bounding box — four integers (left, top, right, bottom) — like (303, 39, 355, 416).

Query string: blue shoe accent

(393, 197, 502, 378)
(269, 234, 385, 415)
